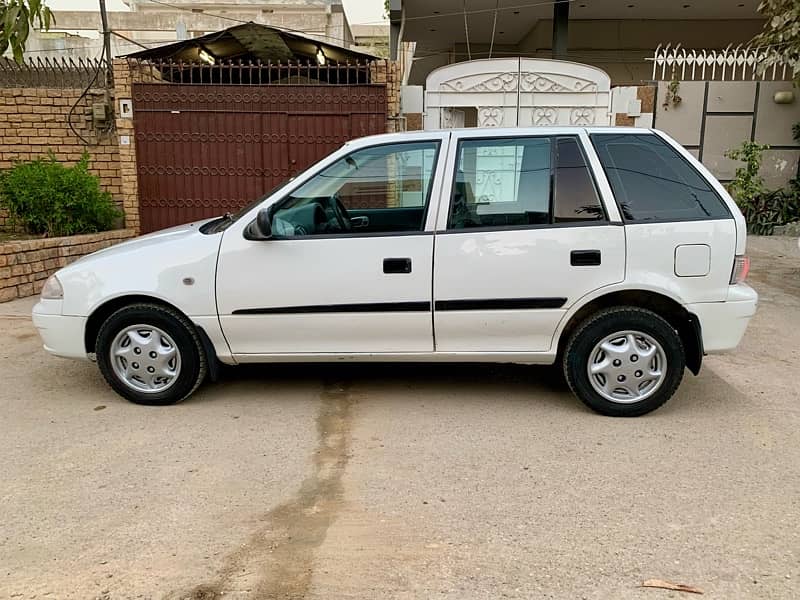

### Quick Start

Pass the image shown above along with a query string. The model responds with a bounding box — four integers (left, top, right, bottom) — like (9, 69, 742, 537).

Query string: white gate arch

(424, 58, 612, 130)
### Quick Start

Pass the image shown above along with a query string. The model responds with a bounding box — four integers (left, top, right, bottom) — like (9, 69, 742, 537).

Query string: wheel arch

(557, 289, 703, 375)
(84, 294, 221, 381)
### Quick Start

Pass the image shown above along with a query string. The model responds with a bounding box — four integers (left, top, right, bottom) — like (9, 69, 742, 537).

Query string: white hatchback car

(33, 127, 757, 416)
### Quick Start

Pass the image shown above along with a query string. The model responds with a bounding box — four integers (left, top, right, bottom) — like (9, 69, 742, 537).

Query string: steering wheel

(330, 192, 352, 232)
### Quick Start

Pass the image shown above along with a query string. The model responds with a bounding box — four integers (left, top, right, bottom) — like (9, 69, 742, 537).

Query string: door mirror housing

(244, 207, 273, 240)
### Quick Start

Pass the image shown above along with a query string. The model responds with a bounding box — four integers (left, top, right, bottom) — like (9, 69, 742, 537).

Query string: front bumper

(32, 300, 88, 360)
(686, 284, 758, 353)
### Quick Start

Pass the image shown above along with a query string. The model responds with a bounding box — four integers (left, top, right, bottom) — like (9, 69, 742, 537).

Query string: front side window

(590, 133, 730, 222)
(447, 136, 604, 230)
(271, 141, 439, 237)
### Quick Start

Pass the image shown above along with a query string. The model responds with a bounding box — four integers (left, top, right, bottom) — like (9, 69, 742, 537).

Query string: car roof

(349, 126, 655, 145)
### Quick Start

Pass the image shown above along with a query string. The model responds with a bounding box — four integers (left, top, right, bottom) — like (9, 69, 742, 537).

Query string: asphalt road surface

(1, 235, 798, 599)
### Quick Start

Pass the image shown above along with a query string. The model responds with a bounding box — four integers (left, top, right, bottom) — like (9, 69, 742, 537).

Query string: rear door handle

(571, 249, 601, 266)
(383, 257, 412, 274)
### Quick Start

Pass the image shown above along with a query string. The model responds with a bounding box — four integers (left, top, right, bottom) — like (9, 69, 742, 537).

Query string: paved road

(1, 236, 798, 599)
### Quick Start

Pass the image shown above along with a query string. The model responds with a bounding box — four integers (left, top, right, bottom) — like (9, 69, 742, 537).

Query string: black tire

(96, 303, 208, 405)
(563, 307, 685, 417)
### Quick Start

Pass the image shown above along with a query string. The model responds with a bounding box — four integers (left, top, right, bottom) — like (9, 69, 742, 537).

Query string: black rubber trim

(233, 301, 431, 315)
(436, 221, 618, 235)
(435, 298, 567, 311)
(233, 297, 568, 315)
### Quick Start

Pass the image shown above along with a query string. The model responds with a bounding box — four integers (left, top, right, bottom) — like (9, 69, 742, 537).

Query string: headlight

(41, 274, 64, 300)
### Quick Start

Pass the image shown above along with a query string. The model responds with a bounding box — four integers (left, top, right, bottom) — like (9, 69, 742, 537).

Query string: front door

(433, 131, 625, 353)
(216, 136, 446, 356)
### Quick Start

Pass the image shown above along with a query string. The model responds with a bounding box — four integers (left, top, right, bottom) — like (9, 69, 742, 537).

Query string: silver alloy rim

(587, 330, 667, 404)
(110, 325, 181, 393)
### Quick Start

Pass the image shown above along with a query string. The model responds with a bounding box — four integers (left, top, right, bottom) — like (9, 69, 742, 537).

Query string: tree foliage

(0, 0, 55, 63)
(751, 0, 800, 84)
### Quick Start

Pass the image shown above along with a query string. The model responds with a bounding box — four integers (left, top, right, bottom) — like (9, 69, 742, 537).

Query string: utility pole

(99, 0, 113, 84)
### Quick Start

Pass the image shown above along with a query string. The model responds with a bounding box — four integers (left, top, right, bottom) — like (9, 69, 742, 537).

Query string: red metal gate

(132, 82, 387, 233)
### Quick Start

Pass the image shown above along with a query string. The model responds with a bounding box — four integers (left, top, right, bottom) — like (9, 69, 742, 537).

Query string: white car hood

(71, 219, 214, 266)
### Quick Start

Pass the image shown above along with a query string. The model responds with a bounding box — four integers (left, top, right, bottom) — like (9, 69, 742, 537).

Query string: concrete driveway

(1, 236, 798, 599)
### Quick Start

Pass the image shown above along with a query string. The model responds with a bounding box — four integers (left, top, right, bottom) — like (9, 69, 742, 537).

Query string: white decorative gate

(424, 58, 612, 130)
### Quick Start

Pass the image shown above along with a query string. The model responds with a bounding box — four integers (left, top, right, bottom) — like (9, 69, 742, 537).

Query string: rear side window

(447, 135, 604, 230)
(590, 133, 730, 222)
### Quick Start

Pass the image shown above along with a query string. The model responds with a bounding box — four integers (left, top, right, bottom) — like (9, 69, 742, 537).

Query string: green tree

(751, 0, 800, 84)
(0, 0, 55, 63)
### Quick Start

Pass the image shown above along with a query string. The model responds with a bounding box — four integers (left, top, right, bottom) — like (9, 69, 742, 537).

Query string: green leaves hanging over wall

(0, 0, 55, 63)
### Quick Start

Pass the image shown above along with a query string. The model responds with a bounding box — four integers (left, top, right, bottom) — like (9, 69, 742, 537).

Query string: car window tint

(448, 137, 551, 230)
(272, 141, 439, 237)
(553, 137, 604, 223)
(590, 133, 730, 222)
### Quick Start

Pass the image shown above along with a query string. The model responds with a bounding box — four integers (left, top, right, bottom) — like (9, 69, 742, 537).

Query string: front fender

(57, 227, 223, 319)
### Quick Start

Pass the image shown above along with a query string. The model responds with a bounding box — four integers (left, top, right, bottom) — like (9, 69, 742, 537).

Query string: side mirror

(244, 207, 273, 240)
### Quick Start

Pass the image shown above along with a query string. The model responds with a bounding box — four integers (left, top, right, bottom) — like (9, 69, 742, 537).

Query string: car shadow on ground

(194, 361, 579, 409)
(226, 361, 567, 388)
(184, 359, 745, 420)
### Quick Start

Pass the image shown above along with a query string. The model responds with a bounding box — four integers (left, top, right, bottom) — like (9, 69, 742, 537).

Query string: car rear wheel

(96, 303, 207, 405)
(563, 307, 685, 417)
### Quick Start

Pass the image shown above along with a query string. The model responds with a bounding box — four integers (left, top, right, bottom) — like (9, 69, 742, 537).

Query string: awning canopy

(125, 22, 378, 64)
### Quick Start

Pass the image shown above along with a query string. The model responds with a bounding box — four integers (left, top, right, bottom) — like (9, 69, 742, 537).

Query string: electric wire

(463, 0, 471, 61)
(488, 0, 500, 59)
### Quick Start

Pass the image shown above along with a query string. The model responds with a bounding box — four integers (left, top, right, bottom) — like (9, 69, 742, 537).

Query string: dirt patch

(747, 235, 800, 300)
(172, 380, 355, 600)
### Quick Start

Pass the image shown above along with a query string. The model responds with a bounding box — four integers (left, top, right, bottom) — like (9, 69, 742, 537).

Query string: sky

(46, 0, 387, 24)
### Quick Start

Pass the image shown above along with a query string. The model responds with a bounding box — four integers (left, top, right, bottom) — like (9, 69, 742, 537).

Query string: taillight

(730, 255, 750, 284)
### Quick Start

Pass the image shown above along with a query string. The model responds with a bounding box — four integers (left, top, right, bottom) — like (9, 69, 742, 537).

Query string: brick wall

(370, 60, 402, 133)
(0, 229, 136, 302)
(113, 59, 139, 233)
(0, 86, 123, 232)
(405, 113, 424, 131)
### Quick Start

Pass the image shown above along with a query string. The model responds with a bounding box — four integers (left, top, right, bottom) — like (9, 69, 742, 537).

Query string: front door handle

(383, 257, 412, 274)
(571, 249, 601, 266)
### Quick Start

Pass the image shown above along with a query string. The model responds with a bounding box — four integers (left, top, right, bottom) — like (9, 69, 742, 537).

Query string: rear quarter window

(590, 133, 731, 222)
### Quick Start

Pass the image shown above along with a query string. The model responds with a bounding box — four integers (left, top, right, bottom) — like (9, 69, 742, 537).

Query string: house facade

(390, 0, 799, 188)
(390, 0, 766, 86)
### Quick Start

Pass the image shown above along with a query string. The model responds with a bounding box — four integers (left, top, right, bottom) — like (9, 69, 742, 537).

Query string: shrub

(0, 151, 121, 237)
(725, 140, 769, 209)
(739, 187, 800, 236)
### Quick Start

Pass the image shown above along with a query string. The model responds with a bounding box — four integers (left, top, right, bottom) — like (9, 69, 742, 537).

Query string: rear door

(432, 130, 625, 353)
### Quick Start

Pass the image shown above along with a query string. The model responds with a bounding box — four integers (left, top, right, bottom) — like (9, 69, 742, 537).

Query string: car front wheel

(96, 303, 207, 405)
(563, 307, 685, 417)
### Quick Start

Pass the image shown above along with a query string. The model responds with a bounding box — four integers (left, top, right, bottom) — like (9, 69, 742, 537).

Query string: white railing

(648, 44, 791, 81)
